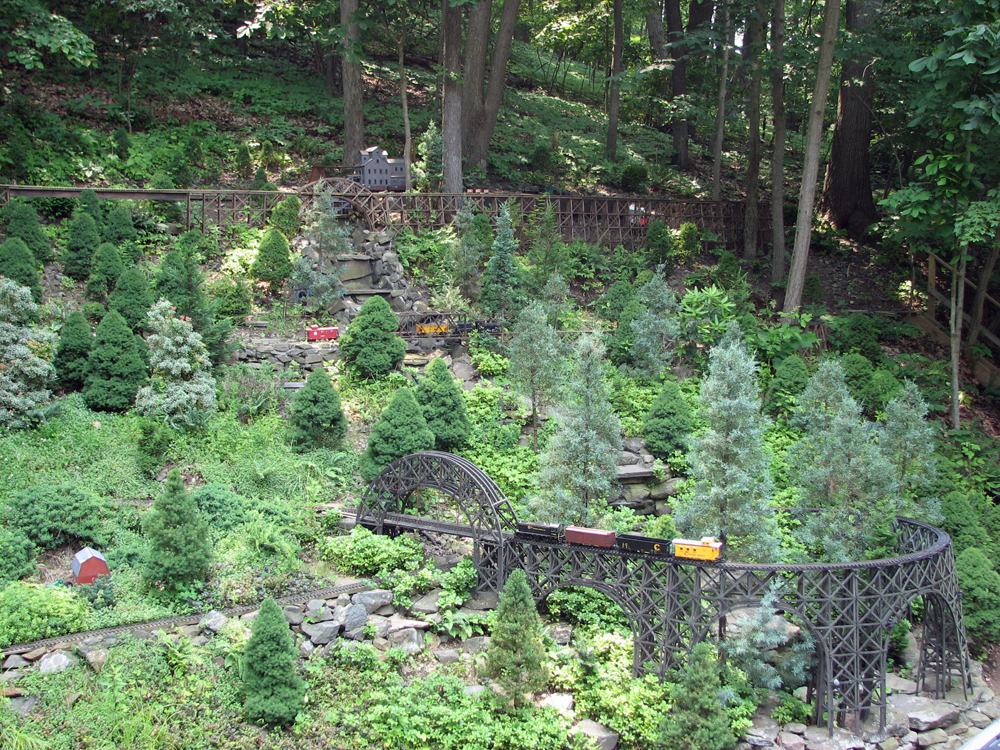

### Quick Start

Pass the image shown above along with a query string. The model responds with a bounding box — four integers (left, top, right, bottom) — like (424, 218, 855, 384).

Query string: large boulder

(39, 651, 79, 674)
(389, 628, 424, 655)
(352, 589, 393, 614)
(571, 719, 619, 750)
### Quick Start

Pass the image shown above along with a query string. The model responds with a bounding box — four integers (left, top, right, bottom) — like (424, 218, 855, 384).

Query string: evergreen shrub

(176, 229, 218, 263)
(619, 162, 648, 192)
(0, 527, 35, 584)
(658, 642, 735, 750)
(832, 313, 883, 362)
(0, 278, 55, 429)
(645, 221, 674, 270)
(242, 597, 306, 725)
(941, 490, 990, 555)
(78, 188, 104, 231)
(86, 242, 124, 302)
(0, 583, 88, 648)
(189, 483, 248, 532)
(251, 228, 292, 292)
(252, 166, 269, 191)
(103, 204, 138, 246)
(609, 296, 644, 366)
(112, 127, 131, 159)
(0, 237, 42, 302)
(63, 211, 101, 281)
(339, 296, 406, 377)
(601, 280, 635, 322)
(53, 311, 93, 392)
(643, 380, 692, 460)
(956, 547, 1000, 646)
(268, 196, 302, 238)
(479, 203, 525, 322)
(1, 200, 51, 263)
(136, 418, 173, 478)
(208, 276, 253, 319)
(236, 144, 254, 178)
(359, 387, 436, 482)
(414, 358, 471, 451)
(108, 266, 152, 330)
(483, 569, 548, 707)
(287, 367, 348, 452)
(674, 222, 702, 264)
(765, 355, 810, 416)
(5, 484, 104, 550)
(82, 310, 148, 412)
(143, 469, 213, 592)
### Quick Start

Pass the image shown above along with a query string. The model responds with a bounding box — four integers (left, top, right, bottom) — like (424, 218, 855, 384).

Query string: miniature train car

(616, 533, 671, 555)
(565, 526, 616, 548)
(515, 521, 562, 540)
(415, 323, 450, 335)
(672, 537, 723, 561)
(307, 325, 339, 341)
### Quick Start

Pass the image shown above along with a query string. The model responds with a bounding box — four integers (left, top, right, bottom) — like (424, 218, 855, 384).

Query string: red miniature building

(72, 547, 109, 585)
(307, 325, 339, 341)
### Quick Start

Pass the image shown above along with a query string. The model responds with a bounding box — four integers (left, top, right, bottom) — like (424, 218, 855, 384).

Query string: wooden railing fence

(923, 250, 1000, 355)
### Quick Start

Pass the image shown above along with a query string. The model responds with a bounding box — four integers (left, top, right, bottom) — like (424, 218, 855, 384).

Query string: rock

(572, 719, 620, 750)
(779, 732, 805, 750)
(133, 630, 152, 641)
(649, 478, 681, 499)
(302, 622, 341, 645)
(300, 640, 315, 657)
(616, 451, 640, 466)
(284, 605, 304, 625)
(966, 712, 992, 730)
(341, 604, 369, 633)
(66, 692, 82, 707)
(452, 363, 476, 381)
(3, 655, 29, 670)
(389, 628, 424, 655)
(542, 693, 575, 714)
(0, 670, 21, 684)
(916, 729, 948, 747)
(367, 615, 392, 638)
(411, 590, 443, 615)
(887, 695, 961, 732)
(552, 623, 573, 645)
(21, 647, 47, 661)
(464, 592, 499, 611)
(748, 716, 781, 747)
(465, 685, 487, 696)
(462, 636, 491, 655)
(978, 702, 1000, 720)
(978, 688, 996, 704)
(878, 738, 901, 750)
(199, 610, 228, 633)
(8, 695, 37, 716)
(622, 437, 645, 453)
(39, 651, 79, 674)
(193, 636, 209, 647)
(785, 724, 808, 736)
(343, 627, 366, 641)
(389, 617, 430, 632)
(85, 649, 108, 673)
(352, 590, 394, 614)
(305, 599, 327, 618)
(888, 674, 919, 695)
(373, 637, 390, 651)
(434, 649, 462, 664)
(178, 625, 200, 637)
(374, 604, 395, 617)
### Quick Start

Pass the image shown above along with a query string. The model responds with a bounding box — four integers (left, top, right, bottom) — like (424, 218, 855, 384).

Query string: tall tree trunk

(664, 0, 689, 167)
(687, 0, 715, 31)
(711, 1, 732, 201)
(951, 251, 968, 429)
(646, 10, 669, 97)
(743, 1, 766, 259)
(442, 0, 464, 193)
(398, 15, 413, 192)
(606, 0, 624, 162)
(820, 0, 881, 236)
(967, 236, 1000, 358)
(466, 0, 523, 168)
(782, 0, 842, 317)
(341, 0, 364, 169)
(462, 0, 492, 156)
(770, 0, 787, 285)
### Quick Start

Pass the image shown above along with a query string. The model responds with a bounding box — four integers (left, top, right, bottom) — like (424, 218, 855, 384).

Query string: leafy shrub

(545, 586, 630, 630)
(136, 418, 173, 478)
(86, 242, 124, 302)
(320, 525, 422, 576)
(414, 358, 471, 451)
(189, 483, 248, 532)
(251, 228, 292, 292)
(218, 362, 288, 423)
(645, 221, 674, 270)
(831, 313, 883, 362)
(268, 196, 302, 238)
(143, 469, 213, 593)
(339, 296, 406, 377)
(243, 598, 305, 725)
(0, 278, 56, 429)
(83, 310, 148, 412)
(601, 279, 636, 322)
(168, 150, 194, 188)
(208, 276, 253, 318)
(52, 311, 93, 392)
(287, 367, 347, 451)
(765, 355, 810, 416)
(771, 694, 812, 725)
(674, 222, 702, 265)
(0, 582, 88, 648)
(108, 266, 153, 331)
(643, 380, 693, 460)
(470, 341, 509, 377)
(5, 483, 105, 550)
(956, 547, 1000, 647)
(359, 387, 436, 482)
(619, 162, 648, 192)
(1, 200, 51, 264)
(64, 211, 101, 281)
(0, 527, 35, 583)
(0, 237, 42, 302)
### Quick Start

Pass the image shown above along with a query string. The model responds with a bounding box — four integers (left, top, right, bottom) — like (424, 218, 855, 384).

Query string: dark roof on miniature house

(72, 547, 107, 577)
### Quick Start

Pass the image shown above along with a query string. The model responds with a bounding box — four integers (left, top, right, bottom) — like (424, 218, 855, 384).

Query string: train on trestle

(515, 522, 724, 562)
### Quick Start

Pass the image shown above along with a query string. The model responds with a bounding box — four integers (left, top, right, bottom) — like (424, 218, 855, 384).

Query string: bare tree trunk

(646, 11, 669, 97)
(951, 251, 968, 429)
(606, 0, 624, 162)
(664, 0, 689, 167)
(341, 0, 364, 169)
(442, 0, 464, 194)
(743, 1, 766, 259)
(398, 15, 413, 192)
(467, 0, 522, 168)
(462, 0, 492, 156)
(782, 0, 842, 317)
(820, 0, 881, 236)
(770, 0, 787, 285)
(967, 237, 1000, 358)
(711, 1, 732, 201)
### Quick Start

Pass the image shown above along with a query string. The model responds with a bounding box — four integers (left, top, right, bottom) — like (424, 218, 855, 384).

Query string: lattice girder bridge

(356, 452, 969, 735)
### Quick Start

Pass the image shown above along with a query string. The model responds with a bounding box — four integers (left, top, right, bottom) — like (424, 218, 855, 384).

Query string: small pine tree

(449, 208, 491, 301)
(675, 323, 779, 563)
(528, 335, 621, 526)
(359, 388, 435, 482)
(112, 127, 131, 160)
(645, 220, 675, 270)
(600, 280, 635, 322)
(242, 597, 306, 725)
(643, 380, 692, 460)
(103, 204, 138, 246)
(479, 203, 525, 322)
(268, 196, 302, 238)
(880, 381, 937, 501)
(658, 642, 736, 750)
(508, 302, 564, 451)
(339, 296, 406, 378)
(956, 547, 1000, 645)
(252, 166, 269, 191)
(86, 242, 124, 302)
(0, 237, 42, 302)
(941, 490, 990, 555)
(251, 228, 293, 292)
(1, 201, 51, 264)
(414, 358, 471, 451)
(609, 295, 644, 366)
(143, 468, 212, 592)
(287, 367, 348, 452)
(63, 211, 101, 281)
(78, 189, 104, 233)
(765, 355, 810, 416)
(0, 279, 56, 430)
(629, 268, 681, 378)
(525, 200, 568, 293)
(415, 121, 443, 191)
(82, 310, 148, 412)
(674, 222, 702, 264)
(236, 144, 254, 178)
(154, 247, 231, 365)
(53, 311, 93, 392)
(483, 569, 548, 707)
(109, 266, 153, 331)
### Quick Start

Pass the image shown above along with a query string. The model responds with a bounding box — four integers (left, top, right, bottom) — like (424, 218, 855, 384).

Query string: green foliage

(242, 597, 305, 725)
(887, 619, 911, 669)
(674, 222, 702, 265)
(320, 525, 422, 576)
(208, 275, 253, 318)
(601, 279, 636, 322)
(414, 358, 471, 451)
(830, 313, 883, 363)
(545, 586, 630, 630)
(218, 362, 288, 423)
(0, 237, 41, 302)
(771, 695, 813, 725)
(525, 200, 570, 292)
(508, 302, 565, 449)
(251, 227, 292, 291)
(289, 256, 345, 315)
(470, 333, 510, 376)
(236, 143, 254, 178)
(480, 203, 526, 321)
(5, 483, 104, 550)
(175, 229, 219, 264)
(155, 246, 231, 365)
(449, 208, 492, 301)
(802, 274, 823, 304)
(619, 161, 648, 192)
(1, 200, 50, 264)
(112, 127, 131, 160)
(268, 195, 302, 238)
(0, 278, 55, 430)
(359, 387, 436, 482)
(143, 469, 213, 593)
(415, 121, 443, 191)
(86, 242, 124, 302)
(629, 268, 681, 378)
(765, 355, 810, 416)
(483, 569, 548, 707)
(658, 642, 736, 750)
(678, 284, 740, 352)
(83, 310, 148, 412)
(610, 295, 644, 366)
(78, 188, 104, 232)
(189, 483, 248, 533)
(136, 417, 173, 478)
(108, 266, 152, 331)
(941, 490, 989, 555)
(103, 203, 138, 247)
(645, 221, 674, 270)
(678, 324, 779, 562)
(339, 296, 406, 378)
(252, 166, 269, 190)
(0, 526, 34, 584)
(0, 582, 88, 648)
(644, 513, 678, 541)
(881, 381, 938, 500)
(643, 380, 692, 460)
(288, 367, 348, 452)
(956, 547, 1000, 646)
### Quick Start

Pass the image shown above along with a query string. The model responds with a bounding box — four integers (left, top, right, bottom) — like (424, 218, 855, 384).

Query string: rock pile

(234, 339, 338, 373)
(611, 436, 678, 516)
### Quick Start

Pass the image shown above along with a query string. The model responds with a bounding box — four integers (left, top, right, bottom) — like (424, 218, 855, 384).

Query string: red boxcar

(565, 526, 616, 548)
(307, 325, 339, 341)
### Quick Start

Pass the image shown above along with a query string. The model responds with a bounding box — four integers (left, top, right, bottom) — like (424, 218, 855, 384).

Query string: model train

(515, 522, 723, 562)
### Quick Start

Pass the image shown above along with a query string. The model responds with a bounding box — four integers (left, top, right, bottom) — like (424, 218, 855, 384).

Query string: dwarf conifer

(483, 569, 547, 707)
(956, 547, 1000, 645)
(251, 228, 293, 292)
(339, 296, 406, 377)
(359, 388, 435, 482)
(658, 642, 735, 750)
(242, 597, 305, 725)
(143, 469, 212, 592)
(155, 247, 231, 365)
(629, 269, 680, 378)
(268, 196, 302, 238)
(479, 203, 525, 322)
(609, 295, 644, 366)
(78, 189, 104, 231)
(0, 279, 55, 430)
(508, 302, 564, 451)
(64, 211, 101, 281)
(103, 204, 138, 246)
(0, 238, 42, 302)
(53, 311, 93, 392)
(109, 266, 152, 331)
(86, 242, 124, 302)
(643, 380, 692, 460)
(414, 358, 471, 451)
(288, 367, 348, 451)
(942, 491, 990, 555)
(1, 201, 50, 264)
(82, 310, 147, 412)
(765, 355, 810, 416)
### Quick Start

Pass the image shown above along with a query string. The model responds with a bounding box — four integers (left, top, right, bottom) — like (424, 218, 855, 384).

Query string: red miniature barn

(307, 325, 339, 341)
(72, 547, 109, 585)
